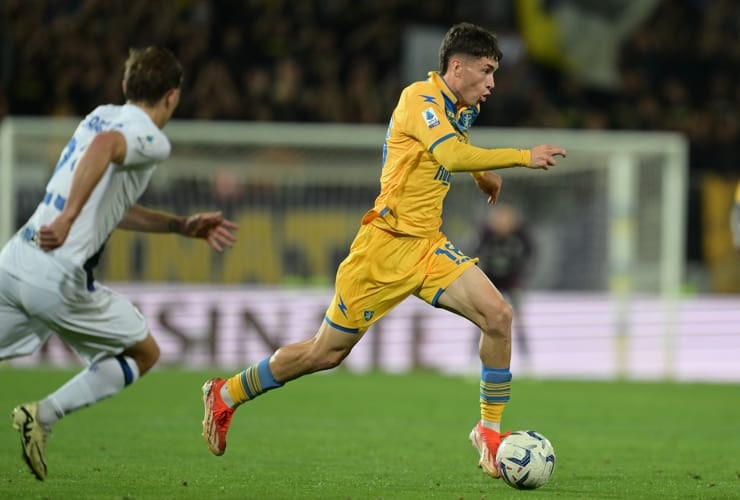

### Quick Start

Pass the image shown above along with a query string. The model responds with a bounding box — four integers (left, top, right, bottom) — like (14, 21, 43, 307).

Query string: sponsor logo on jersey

(434, 165, 451, 185)
(338, 295, 348, 318)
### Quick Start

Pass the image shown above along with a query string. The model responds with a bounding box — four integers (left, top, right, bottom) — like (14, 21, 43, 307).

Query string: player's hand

(182, 211, 238, 252)
(38, 216, 74, 251)
(474, 172, 503, 204)
(527, 144, 566, 170)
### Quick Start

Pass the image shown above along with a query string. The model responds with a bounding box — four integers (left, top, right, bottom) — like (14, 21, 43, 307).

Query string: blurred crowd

(2, 0, 738, 174)
(1, 0, 739, 267)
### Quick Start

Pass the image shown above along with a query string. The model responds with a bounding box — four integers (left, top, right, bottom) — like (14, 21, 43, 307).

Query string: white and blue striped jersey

(25, 104, 170, 268)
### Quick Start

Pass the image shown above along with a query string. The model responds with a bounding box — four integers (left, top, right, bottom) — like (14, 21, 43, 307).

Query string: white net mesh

(2, 119, 687, 293)
(10, 119, 738, 383)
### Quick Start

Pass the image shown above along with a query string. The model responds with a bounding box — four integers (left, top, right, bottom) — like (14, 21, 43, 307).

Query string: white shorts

(0, 237, 148, 364)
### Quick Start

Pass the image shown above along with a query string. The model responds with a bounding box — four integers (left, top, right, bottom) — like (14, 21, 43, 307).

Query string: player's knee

(146, 342, 161, 368)
(481, 299, 513, 337)
(134, 340, 160, 375)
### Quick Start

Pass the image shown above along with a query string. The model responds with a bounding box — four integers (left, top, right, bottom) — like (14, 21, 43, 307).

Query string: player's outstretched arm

(433, 140, 564, 173)
(118, 205, 238, 252)
(526, 144, 567, 170)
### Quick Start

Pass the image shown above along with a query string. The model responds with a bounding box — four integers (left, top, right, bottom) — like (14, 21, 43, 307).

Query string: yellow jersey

(366, 71, 531, 238)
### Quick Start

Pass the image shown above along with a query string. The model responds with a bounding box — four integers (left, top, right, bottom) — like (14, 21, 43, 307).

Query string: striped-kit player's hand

(181, 211, 238, 252)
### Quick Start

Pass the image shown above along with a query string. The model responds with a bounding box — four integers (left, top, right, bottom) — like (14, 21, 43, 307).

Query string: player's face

(456, 56, 498, 107)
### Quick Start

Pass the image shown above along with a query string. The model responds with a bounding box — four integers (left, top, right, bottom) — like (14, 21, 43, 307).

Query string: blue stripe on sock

(481, 366, 512, 383)
(480, 366, 511, 403)
(257, 357, 283, 389)
(115, 355, 134, 386)
(240, 370, 254, 398)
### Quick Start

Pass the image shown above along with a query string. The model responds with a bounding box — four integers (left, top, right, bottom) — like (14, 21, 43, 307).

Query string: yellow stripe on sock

(227, 375, 248, 405)
(480, 382, 511, 403)
(247, 367, 261, 396)
(480, 401, 505, 423)
(480, 381, 511, 393)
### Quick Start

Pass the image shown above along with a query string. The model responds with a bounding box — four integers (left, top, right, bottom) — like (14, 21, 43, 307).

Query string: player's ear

(451, 57, 464, 78)
(164, 88, 180, 111)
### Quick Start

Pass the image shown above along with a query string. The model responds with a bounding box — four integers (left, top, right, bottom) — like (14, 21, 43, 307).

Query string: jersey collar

(428, 71, 458, 106)
(427, 71, 480, 135)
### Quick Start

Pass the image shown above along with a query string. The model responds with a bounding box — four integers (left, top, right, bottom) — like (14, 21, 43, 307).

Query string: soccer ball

(495, 430, 556, 490)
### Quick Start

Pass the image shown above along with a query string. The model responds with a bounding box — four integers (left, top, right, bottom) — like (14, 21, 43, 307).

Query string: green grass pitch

(0, 368, 738, 499)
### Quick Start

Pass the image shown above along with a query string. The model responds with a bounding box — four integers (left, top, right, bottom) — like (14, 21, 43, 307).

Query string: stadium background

(1, 0, 738, 380)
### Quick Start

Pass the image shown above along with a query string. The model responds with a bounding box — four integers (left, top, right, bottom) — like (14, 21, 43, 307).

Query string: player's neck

(128, 101, 167, 129)
(440, 74, 467, 109)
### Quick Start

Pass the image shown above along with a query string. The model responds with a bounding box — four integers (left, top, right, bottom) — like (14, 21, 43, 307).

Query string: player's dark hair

(124, 46, 183, 105)
(439, 22, 502, 73)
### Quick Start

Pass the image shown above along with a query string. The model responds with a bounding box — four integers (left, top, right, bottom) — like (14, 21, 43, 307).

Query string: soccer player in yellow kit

(201, 22, 566, 479)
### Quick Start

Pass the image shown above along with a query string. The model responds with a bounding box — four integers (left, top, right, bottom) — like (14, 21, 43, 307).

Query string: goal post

(466, 127, 688, 379)
(469, 127, 689, 296)
(0, 118, 14, 247)
(0, 118, 689, 294)
(0, 117, 689, 378)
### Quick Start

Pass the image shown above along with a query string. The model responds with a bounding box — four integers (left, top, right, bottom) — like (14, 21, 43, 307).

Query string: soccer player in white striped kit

(0, 47, 237, 480)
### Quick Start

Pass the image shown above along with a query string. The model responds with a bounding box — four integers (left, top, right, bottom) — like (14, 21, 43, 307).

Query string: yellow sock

(480, 366, 511, 431)
(226, 374, 248, 404)
(224, 357, 283, 406)
(481, 401, 505, 425)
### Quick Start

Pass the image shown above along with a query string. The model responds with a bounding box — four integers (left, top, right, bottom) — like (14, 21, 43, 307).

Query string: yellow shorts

(325, 223, 478, 333)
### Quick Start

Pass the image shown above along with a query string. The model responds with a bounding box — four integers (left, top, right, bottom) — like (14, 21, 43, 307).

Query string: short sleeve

(119, 125, 171, 166)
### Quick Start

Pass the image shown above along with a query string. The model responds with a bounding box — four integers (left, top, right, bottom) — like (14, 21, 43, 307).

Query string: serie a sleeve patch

(422, 107, 440, 129)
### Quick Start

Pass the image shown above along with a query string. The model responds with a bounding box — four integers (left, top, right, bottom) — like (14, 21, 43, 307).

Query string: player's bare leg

(270, 320, 366, 381)
(121, 334, 161, 375)
(202, 321, 365, 456)
(438, 266, 512, 367)
(436, 265, 513, 478)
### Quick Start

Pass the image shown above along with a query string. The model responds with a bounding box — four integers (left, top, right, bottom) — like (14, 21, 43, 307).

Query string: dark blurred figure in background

(475, 203, 534, 371)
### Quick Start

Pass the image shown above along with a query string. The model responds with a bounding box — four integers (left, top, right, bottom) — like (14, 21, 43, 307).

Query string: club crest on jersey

(460, 110, 475, 130)
(422, 107, 440, 129)
(363, 310, 374, 321)
(136, 134, 156, 151)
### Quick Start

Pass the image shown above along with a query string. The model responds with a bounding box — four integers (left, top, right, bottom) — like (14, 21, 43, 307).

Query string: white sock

(220, 384, 236, 407)
(481, 420, 501, 433)
(37, 355, 140, 428)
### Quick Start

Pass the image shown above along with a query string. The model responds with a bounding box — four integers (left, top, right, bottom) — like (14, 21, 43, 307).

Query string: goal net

(0, 118, 688, 294)
(4, 118, 711, 381)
